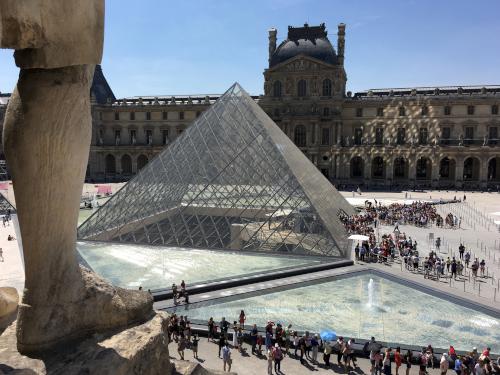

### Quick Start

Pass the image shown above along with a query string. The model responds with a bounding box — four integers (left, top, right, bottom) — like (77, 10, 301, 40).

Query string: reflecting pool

(77, 241, 320, 290)
(172, 273, 500, 353)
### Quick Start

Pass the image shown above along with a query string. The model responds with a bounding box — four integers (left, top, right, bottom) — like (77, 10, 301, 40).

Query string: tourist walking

(222, 342, 232, 372)
(177, 334, 186, 360)
(273, 343, 283, 373)
(192, 334, 199, 359)
(267, 348, 274, 374)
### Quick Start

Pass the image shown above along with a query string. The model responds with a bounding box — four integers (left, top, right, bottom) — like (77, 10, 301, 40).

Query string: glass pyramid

(78, 83, 355, 257)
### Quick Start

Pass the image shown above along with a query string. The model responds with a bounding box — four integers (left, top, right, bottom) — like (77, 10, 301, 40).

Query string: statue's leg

(3, 65, 153, 355)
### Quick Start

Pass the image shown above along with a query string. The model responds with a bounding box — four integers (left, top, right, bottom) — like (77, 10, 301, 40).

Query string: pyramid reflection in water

(78, 83, 354, 257)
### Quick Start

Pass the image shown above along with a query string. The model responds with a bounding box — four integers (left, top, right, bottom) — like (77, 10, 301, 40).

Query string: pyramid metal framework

(78, 83, 355, 257)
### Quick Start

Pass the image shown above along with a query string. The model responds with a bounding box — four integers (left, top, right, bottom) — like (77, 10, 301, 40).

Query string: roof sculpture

(78, 83, 355, 257)
(270, 23, 338, 67)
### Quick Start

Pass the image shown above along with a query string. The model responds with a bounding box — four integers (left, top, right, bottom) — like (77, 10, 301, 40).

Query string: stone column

(1, 0, 152, 355)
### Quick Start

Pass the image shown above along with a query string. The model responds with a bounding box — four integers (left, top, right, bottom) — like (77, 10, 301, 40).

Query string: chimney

(268, 28, 277, 67)
(337, 23, 345, 65)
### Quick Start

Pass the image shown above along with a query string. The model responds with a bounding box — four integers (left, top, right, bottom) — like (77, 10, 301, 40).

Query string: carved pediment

(270, 55, 336, 73)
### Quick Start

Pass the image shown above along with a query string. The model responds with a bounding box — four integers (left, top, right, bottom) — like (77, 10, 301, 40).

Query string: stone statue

(0, 0, 152, 355)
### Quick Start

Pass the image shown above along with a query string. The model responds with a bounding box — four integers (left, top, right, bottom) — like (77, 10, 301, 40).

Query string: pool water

(77, 241, 320, 290)
(171, 273, 500, 353)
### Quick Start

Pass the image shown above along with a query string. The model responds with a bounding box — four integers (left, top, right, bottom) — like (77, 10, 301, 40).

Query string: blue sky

(1, 0, 499, 98)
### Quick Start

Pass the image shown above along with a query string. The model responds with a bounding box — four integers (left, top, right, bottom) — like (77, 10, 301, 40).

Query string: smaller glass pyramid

(78, 83, 355, 257)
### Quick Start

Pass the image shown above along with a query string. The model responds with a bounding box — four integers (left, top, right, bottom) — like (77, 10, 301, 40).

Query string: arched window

(137, 154, 149, 171)
(394, 157, 406, 179)
(294, 125, 306, 147)
(322, 79, 332, 96)
(463, 157, 479, 181)
(273, 81, 282, 97)
(372, 156, 384, 178)
(105, 154, 116, 174)
(440, 158, 450, 178)
(416, 157, 431, 179)
(488, 157, 499, 180)
(297, 80, 307, 97)
(121, 154, 132, 174)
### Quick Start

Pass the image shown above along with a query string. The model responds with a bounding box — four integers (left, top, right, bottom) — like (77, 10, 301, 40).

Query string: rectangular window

(146, 129, 153, 145)
(492, 105, 499, 115)
(444, 106, 451, 116)
(356, 108, 363, 117)
(421, 106, 428, 116)
(130, 112, 135, 120)
(442, 127, 451, 139)
(179, 111, 185, 120)
(99, 112, 103, 121)
(178, 128, 184, 135)
(375, 128, 384, 145)
(146, 112, 151, 120)
(377, 107, 384, 117)
(489, 126, 498, 139)
(196, 111, 201, 117)
(354, 128, 363, 145)
(464, 126, 474, 145)
(467, 105, 475, 115)
(397, 128, 405, 145)
(320, 168, 329, 179)
(323, 107, 330, 116)
(419, 128, 428, 145)
(130, 129, 136, 145)
(114, 130, 121, 145)
(399, 106, 406, 116)
(321, 128, 330, 145)
(163, 129, 169, 145)
(162, 111, 168, 120)
(98, 129, 104, 145)
(114, 112, 119, 121)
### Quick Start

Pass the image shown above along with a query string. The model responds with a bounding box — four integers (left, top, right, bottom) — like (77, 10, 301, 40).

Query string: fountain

(367, 277, 374, 307)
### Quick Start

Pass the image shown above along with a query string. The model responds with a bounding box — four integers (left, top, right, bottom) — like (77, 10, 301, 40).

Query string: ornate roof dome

(270, 23, 337, 68)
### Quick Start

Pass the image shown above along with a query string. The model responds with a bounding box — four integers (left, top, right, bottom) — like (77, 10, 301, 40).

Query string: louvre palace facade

(1, 23, 499, 189)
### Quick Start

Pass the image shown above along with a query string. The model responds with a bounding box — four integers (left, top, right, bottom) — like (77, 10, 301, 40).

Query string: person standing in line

(208, 317, 215, 342)
(405, 350, 412, 375)
(250, 324, 258, 355)
(311, 333, 319, 363)
(323, 339, 332, 367)
(222, 342, 232, 372)
(454, 355, 463, 375)
(383, 347, 392, 375)
(395, 347, 402, 375)
(440, 353, 449, 375)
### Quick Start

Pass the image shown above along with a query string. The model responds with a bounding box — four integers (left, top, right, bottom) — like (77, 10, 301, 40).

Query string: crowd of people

(165, 311, 499, 374)
(339, 201, 459, 238)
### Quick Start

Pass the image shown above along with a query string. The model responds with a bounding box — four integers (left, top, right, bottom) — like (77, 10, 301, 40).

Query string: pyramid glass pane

(78, 83, 354, 257)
